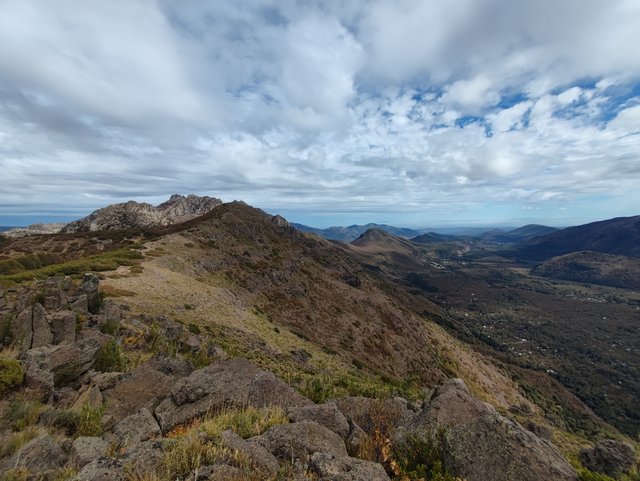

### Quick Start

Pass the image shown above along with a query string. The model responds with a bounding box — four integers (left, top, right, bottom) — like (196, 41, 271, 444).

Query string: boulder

(31, 303, 53, 347)
(12, 306, 34, 348)
(49, 336, 103, 385)
(111, 408, 161, 447)
(103, 364, 174, 422)
(7, 434, 67, 472)
(155, 358, 310, 433)
(346, 422, 369, 458)
(79, 274, 101, 313)
(403, 378, 577, 481)
(71, 458, 125, 481)
(71, 436, 109, 468)
(290, 402, 350, 439)
(121, 439, 170, 477)
(21, 336, 104, 399)
(51, 310, 77, 344)
(219, 430, 279, 476)
(38, 276, 70, 310)
(252, 421, 348, 461)
(309, 452, 391, 481)
(102, 299, 121, 323)
(70, 294, 89, 314)
(580, 439, 636, 478)
(145, 354, 195, 378)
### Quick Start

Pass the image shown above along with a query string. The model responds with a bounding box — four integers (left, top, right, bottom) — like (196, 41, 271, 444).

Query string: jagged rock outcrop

(580, 439, 637, 478)
(156, 194, 222, 221)
(398, 378, 578, 481)
(62, 200, 172, 233)
(154, 358, 311, 433)
(21, 334, 106, 398)
(61, 194, 222, 233)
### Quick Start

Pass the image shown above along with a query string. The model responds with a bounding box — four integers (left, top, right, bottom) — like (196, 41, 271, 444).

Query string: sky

(1, 0, 640, 228)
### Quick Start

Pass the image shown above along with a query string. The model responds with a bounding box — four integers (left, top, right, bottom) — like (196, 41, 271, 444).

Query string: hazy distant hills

(292, 221, 558, 244)
(481, 224, 558, 243)
(291, 222, 423, 242)
(517, 215, 640, 261)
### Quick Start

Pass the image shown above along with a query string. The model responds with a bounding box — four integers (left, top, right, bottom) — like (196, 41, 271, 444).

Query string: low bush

(5, 399, 43, 431)
(0, 357, 24, 395)
(393, 430, 458, 481)
(94, 340, 128, 372)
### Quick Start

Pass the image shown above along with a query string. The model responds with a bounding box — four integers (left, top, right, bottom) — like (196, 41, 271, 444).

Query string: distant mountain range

(290, 222, 424, 242)
(517, 215, 640, 261)
(292, 222, 559, 244)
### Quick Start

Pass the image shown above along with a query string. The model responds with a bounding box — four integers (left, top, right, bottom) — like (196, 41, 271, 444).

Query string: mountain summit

(58, 194, 222, 233)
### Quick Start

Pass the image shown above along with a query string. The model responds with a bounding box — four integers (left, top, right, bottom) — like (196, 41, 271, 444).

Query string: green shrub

(0, 357, 24, 395)
(77, 402, 105, 437)
(5, 399, 43, 431)
(100, 319, 120, 336)
(46, 402, 105, 437)
(0, 315, 13, 346)
(94, 340, 127, 372)
(393, 430, 457, 481)
(49, 408, 82, 436)
(577, 468, 616, 481)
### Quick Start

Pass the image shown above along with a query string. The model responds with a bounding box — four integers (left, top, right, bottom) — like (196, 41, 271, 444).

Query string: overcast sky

(1, 0, 639, 227)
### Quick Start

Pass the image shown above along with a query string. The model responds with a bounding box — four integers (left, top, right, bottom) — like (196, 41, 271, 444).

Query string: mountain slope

(532, 251, 640, 290)
(518, 215, 640, 261)
(102, 203, 534, 413)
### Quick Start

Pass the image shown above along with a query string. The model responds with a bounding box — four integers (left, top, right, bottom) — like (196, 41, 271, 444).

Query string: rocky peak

(59, 195, 222, 233)
(61, 201, 171, 233)
(156, 194, 222, 222)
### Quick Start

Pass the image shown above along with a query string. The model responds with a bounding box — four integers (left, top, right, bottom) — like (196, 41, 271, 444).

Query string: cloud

(0, 0, 639, 226)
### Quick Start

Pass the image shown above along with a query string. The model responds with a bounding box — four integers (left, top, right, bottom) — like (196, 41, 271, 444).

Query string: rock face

(61, 194, 222, 233)
(401, 378, 578, 481)
(580, 439, 636, 478)
(62, 201, 172, 233)
(154, 358, 311, 433)
(156, 194, 222, 222)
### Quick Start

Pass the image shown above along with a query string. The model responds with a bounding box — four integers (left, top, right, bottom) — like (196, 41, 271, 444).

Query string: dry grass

(199, 405, 288, 439)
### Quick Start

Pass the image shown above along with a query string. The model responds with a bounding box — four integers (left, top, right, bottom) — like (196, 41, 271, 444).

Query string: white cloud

(0, 0, 640, 225)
